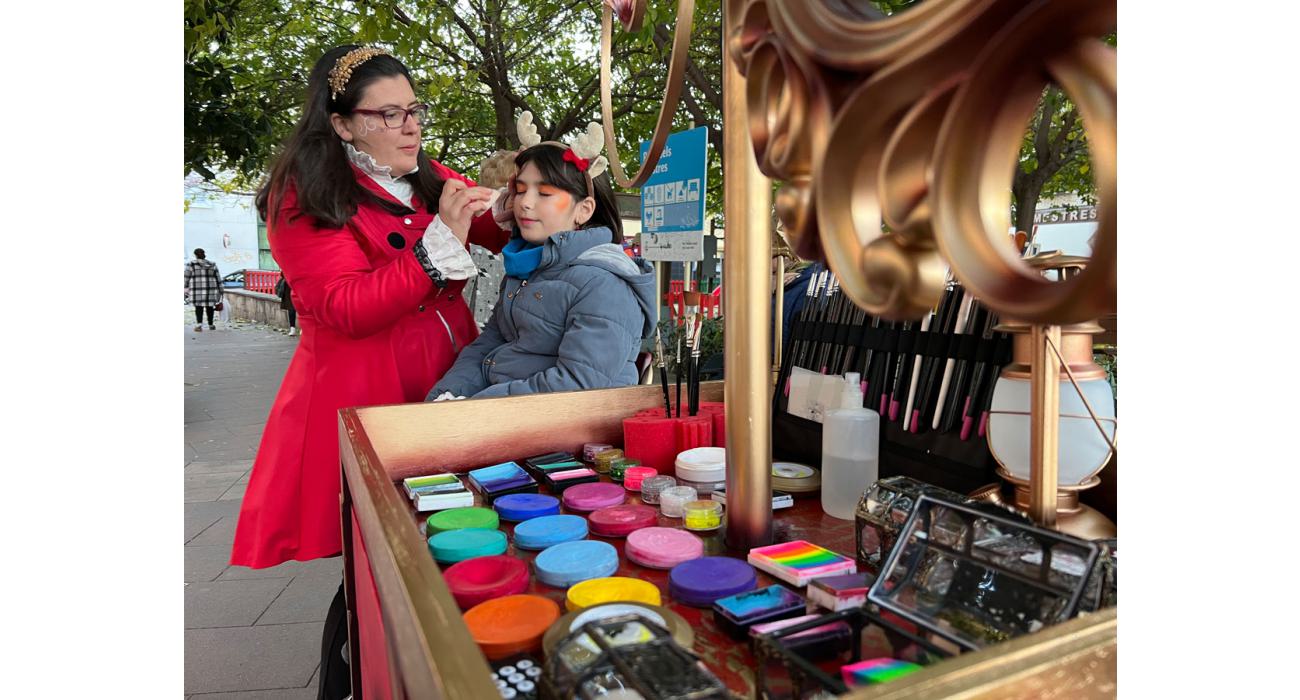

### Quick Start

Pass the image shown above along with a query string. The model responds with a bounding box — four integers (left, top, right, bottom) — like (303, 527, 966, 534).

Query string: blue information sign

(639, 127, 707, 261)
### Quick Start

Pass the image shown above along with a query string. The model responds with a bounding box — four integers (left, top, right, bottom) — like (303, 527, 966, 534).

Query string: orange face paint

(546, 189, 573, 213)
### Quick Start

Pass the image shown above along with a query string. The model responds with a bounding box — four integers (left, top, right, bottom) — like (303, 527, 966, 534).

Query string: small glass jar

(610, 458, 640, 483)
(593, 449, 624, 474)
(682, 500, 723, 532)
(623, 467, 658, 491)
(640, 475, 676, 504)
(659, 486, 698, 518)
(584, 443, 614, 463)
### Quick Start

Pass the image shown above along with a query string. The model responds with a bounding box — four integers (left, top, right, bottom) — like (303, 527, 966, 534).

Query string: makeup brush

(675, 331, 683, 418)
(689, 316, 703, 416)
(913, 284, 964, 433)
(888, 320, 916, 422)
(656, 328, 672, 418)
(932, 292, 977, 431)
(939, 303, 987, 434)
(961, 311, 1001, 440)
(901, 310, 934, 432)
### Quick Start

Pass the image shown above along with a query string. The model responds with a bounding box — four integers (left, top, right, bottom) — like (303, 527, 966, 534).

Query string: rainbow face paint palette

(468, 462, 539, 502)
(512, 514, 588, 550)
(747, 540, 858, 586)
(667, 556, 758, 607)
(561, 482, 627, 512)
(493, 494, 561, 522)
(840, 658, 923, 687)
(402, 473, 474, 512)
(534, 540, 620, 588)
(806, 571, 876, 612)
(712, 585, 807, 639)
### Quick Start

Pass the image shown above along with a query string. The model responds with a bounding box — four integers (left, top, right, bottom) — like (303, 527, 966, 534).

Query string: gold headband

(328, 47, 392, 100)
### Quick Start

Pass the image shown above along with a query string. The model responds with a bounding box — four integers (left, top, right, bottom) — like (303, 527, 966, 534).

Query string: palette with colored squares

(746, 540, 858, 586)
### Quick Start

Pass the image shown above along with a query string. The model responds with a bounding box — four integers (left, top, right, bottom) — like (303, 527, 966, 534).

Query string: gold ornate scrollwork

(721, 0, 1115, 323)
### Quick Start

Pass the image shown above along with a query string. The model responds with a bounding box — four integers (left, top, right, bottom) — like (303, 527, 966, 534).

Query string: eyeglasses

(351, 104, 431, 129)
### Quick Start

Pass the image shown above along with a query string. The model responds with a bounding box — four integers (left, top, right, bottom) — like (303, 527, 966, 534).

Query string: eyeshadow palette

(468, 462, 540, 502)
(712, 585, 807, 639)
(747, 540, 858, 587)
(806, 571, 876, 612)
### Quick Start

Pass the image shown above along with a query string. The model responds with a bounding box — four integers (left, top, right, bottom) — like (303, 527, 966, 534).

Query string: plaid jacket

(185, 259, 223, 306)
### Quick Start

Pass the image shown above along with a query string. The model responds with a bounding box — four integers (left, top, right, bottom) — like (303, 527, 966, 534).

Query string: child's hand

(440, 181, 496, 244)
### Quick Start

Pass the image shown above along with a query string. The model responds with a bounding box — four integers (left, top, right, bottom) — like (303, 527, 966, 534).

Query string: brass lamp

(979, 253, 1117, 540)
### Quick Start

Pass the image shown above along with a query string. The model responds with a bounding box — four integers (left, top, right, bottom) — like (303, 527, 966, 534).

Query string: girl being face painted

(512, 160, 597, 243)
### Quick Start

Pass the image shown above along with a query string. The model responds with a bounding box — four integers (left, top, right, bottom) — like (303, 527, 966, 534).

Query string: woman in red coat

(229, 45, 508, 699)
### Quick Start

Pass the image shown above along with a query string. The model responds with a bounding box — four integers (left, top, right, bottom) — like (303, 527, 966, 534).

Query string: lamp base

(970, 476, 1117, 541)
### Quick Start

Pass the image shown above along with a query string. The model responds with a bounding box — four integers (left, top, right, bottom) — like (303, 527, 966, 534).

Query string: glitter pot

(426, 506, 499, 536)
(583, 443, 614, 463)
(622, 467, 658, 491)
(464, 594, 560, 660)
(443, 555, 530, 610)
(427, 528, 509, 565)
(658, 485, 698, 518)
(640, 475, 677, 504)
(668, 556, 758, 607)
(588, 504, 658, 538)
(513, 514, 588, 550)
(625, 527, 704, 569)
(592, 449, 624, 474)
(565, 576, 662, 611)
(561, 482, 627, 513)
(493, 494, 561, 522)
(712, 585, 807, 639)
(534, 540, 620, 588)
(609, 458, 639, 483)
(682, 500, 723, 532)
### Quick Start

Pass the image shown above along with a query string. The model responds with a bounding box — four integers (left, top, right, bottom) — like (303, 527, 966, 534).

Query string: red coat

(230, 162, 508, 569)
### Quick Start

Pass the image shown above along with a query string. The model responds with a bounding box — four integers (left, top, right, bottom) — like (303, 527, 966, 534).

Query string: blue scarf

(502, 237, 544, 280)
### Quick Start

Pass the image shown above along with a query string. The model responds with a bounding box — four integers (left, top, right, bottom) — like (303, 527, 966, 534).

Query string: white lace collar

(345, 142, 418, 208)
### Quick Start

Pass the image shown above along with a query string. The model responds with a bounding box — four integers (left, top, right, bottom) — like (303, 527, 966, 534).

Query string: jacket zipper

(434, 309, 459, 353)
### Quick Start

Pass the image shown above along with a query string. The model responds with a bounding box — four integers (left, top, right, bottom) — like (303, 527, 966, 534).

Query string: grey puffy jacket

(429, 226, 655, 399)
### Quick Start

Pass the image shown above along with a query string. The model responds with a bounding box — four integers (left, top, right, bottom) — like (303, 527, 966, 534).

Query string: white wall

(183, 174, 260, 274)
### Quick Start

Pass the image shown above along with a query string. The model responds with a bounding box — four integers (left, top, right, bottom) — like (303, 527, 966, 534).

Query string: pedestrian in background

(184, 248, 222, 332)
(275, 276, 298, 336)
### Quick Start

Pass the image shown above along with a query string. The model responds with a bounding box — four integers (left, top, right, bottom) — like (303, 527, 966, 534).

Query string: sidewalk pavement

(184, 312, 335, 699)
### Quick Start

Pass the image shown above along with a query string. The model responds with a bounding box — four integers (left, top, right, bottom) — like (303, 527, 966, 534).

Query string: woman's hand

(439, 180, 497, 244)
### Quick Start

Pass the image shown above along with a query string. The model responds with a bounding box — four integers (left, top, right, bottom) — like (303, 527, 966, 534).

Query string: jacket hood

(190, 259, 218, 270)
(537, 227, 657, 337)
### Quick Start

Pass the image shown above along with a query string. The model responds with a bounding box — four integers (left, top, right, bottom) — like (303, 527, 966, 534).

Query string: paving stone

(186, 545, 234, 582)
(187, 471, 244, 503)
(184, 623, 321, 695)
(220, 481, 249, 501)
(256, 575, 339, 625)
(186, 500, 243, 543)
(188, 515, 240, 547)
(187, 578, 291, 629)
(220, 557, 341, 581)
(187, 460, 255, 475)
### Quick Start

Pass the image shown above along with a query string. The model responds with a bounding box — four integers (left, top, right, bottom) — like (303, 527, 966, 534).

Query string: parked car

(222, 269, 247, 288)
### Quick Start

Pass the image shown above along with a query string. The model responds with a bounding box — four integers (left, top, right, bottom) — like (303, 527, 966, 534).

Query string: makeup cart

(338, 381, 1115, 699)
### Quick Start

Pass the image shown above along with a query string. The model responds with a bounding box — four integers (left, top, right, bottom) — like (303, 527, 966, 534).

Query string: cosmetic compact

(625, 527, 704, 569)
(712, 585, 807, 639)
(565, 576, 662, 611)
(427, 528, 509, 565)
(443, 555, 530, 610)
(667, 556, 757, 607)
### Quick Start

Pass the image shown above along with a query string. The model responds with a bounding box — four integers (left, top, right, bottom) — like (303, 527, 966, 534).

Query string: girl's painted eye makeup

(538, 185, 562, 196)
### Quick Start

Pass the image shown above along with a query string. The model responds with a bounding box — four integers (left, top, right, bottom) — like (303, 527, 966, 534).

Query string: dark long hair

(256, 45, 446, 228)
(514, 144, 623, 242)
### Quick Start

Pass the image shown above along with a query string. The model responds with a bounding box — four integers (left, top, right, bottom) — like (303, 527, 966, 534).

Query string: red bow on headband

(563, 148, 590, 172)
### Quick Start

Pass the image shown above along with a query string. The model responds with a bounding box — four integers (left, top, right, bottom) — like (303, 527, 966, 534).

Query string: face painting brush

(932, 292, 977, 431)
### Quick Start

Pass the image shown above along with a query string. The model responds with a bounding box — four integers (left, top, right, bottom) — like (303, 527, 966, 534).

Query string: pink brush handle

(888, 399, 900, 422)
(909, 410, 920, 433)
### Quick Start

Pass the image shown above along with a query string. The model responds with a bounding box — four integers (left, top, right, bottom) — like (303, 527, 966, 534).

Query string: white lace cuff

(422, 215, 477, 280)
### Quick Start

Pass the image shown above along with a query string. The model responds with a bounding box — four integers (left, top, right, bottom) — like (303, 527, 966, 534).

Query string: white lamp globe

(987, 375, 1116, 486)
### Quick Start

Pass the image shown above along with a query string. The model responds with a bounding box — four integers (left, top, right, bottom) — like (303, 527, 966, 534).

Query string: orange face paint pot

(463, 594, 561, 660)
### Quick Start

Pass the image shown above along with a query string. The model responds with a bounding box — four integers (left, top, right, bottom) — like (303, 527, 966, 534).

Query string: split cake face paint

(713, 585, 807, 639)
(747, 540, 858, 586)
(542, 467, 600, 493)
(468, 462, 539, 502)
(840, 658, 923, 687)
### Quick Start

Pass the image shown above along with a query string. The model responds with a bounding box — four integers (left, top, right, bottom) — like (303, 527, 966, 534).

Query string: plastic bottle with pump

(821, 371, 880, 519)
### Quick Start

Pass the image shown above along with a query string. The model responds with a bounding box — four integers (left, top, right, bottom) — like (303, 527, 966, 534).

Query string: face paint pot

(534, 540, 620, 588)
(593, 449, 624, 474)
(565, 576, 662, 611)
(625, 527, 704, 570)
(463, 594, 561, 660)
(561, 482, 627, 513)
(425, 506, 499, 536)
(588, 504, 658, 538)
(682, 500, 723, 532)
(622, 467, 658, 492)
(675, 447, 727, 495)
(640, 475, 677, 505)
(427, 528, 509, 565)
(493, 494, 561, 522)
(512, 514, 589, 551)
(443, 555, 531, 610)
(667, 556, 758, 607)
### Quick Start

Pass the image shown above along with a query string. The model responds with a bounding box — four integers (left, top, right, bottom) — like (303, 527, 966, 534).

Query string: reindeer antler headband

(516, 111, 609, 197)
